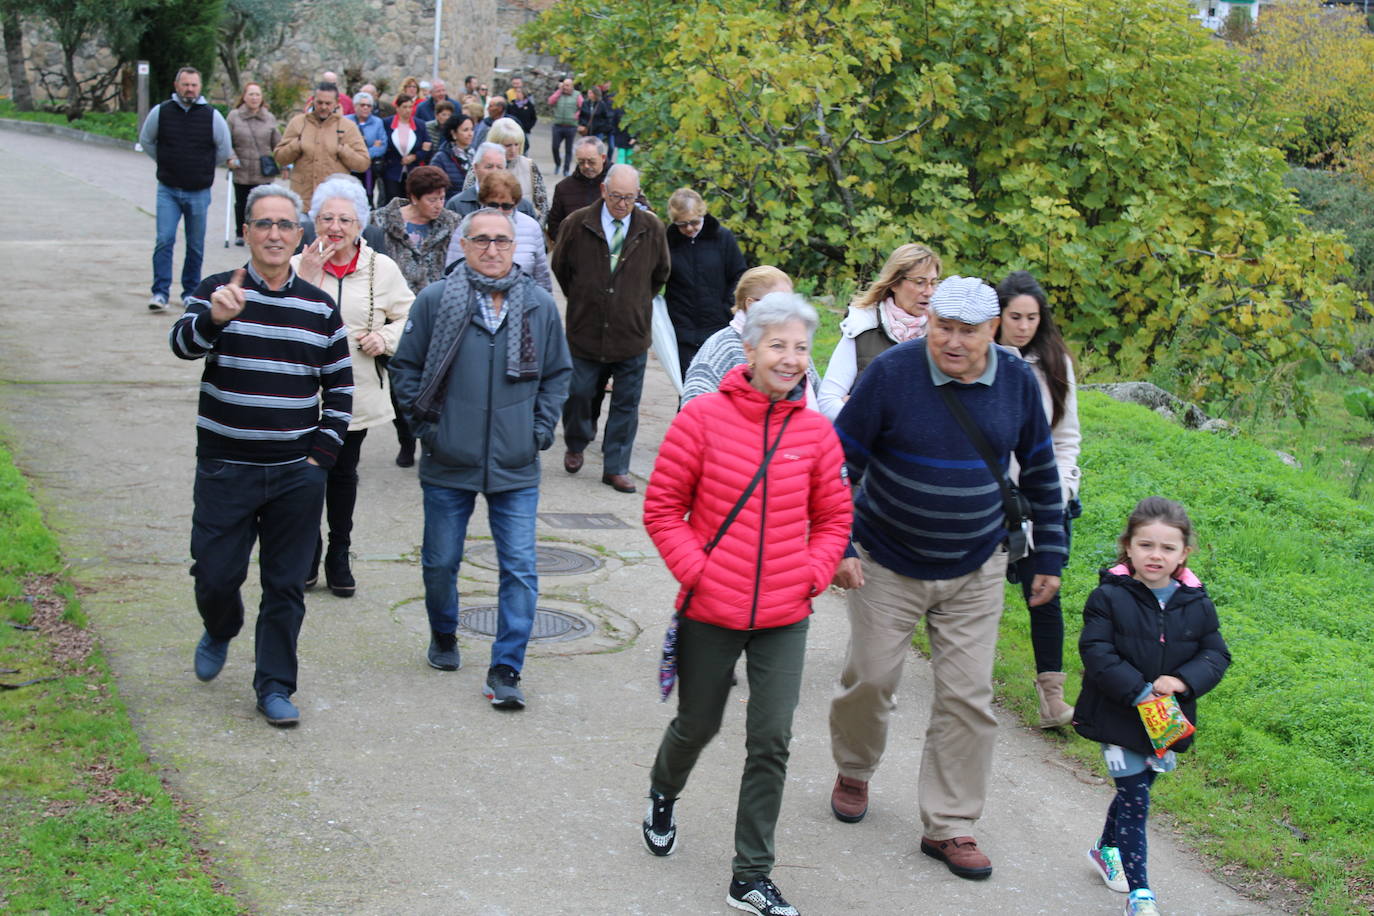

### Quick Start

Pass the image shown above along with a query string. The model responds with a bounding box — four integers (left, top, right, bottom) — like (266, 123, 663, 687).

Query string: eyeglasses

(464, 236, 515, 251)
(672, 218, 704, 229)
(316, 215, 358, 226)
(605, 192, 638, 204)
(900, 274, 939, 291)
(482, 201, 517, 211)
(248, 218, 301, 232)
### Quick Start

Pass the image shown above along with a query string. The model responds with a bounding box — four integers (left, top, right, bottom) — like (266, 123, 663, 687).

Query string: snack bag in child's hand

(1136, 694, 1195, 757)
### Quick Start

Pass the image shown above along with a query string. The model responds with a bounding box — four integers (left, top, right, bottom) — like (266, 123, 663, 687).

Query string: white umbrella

(650, 294, 683, 397)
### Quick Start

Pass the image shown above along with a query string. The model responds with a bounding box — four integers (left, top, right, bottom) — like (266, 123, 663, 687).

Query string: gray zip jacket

(389, 271, 572, 492)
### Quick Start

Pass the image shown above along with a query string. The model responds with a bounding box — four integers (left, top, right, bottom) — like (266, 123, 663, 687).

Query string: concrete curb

(0, 116, 137, 151)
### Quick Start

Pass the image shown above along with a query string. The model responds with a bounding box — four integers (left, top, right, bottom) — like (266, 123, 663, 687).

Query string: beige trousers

(829, 547, 1007, 839)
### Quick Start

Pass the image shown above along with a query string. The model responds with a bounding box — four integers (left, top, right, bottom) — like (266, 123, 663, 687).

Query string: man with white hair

(444, 142, 540, 219)
(550, 163, 670, 494)
(416, 78, 448, 122)
(826, 276, 1066, 880)
(389, 207, 571, 709)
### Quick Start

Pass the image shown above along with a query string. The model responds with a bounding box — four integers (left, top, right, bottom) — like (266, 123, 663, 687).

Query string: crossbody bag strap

(702, 410, 794, 555)
(936, 384, 1020, 523)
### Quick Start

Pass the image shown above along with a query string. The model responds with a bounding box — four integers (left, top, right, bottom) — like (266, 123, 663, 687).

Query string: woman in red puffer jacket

(639, 292, 852, 916)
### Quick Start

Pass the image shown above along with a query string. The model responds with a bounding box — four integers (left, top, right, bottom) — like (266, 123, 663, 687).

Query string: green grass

(991, 392, 1374, 914)
(0, 98, 140, 143)
(0, 443, 241, 914)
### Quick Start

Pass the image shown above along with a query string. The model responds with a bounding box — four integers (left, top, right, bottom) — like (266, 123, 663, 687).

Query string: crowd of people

(148, 64, 1230, 916)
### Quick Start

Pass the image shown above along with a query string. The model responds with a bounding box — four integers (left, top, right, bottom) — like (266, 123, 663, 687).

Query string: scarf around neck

(880, 296, 927, 343)
(412, 261, 539, 423)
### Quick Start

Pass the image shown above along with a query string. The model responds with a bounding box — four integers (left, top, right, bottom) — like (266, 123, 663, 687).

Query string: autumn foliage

(522, 0, 1359, 407)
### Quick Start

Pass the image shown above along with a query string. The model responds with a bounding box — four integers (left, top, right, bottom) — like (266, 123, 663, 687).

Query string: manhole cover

(538, 512, 630, 530)
(458, 606, 595, 643)
(465, 544, 603, 575)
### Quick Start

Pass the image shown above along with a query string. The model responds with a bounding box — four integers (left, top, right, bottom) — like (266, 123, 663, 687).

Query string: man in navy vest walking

(139, 67, 237, 311)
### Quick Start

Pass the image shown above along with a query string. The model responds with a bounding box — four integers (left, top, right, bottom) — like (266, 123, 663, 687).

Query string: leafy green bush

(1285, 167, 1374, 303)
(0, 99, 139, 143)
(995, 392, 1374, 912)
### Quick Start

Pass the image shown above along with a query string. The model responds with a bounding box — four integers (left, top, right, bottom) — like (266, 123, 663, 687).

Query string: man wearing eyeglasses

(550, 163, 671, 494)
(169, 185, 353, 728)
(545, 136, 608, 243)
(444, 142, 538, 220)
(390, 208, 571, 710)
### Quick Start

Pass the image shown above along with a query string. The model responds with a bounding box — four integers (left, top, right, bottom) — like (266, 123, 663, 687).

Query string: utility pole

(432, 0, 443, 83)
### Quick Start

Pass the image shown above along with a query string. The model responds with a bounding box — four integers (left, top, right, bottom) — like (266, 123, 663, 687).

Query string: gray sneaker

(427, 630, 461, 671)
(147, 293, 169, 311)
(483, 664, 525, 709)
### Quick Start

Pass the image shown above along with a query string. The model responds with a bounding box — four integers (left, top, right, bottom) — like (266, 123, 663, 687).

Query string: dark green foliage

(1285, 167, 1374, 303)
(133, 0, 225, 98)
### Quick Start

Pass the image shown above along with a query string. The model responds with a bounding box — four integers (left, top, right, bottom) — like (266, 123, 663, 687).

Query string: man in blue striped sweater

(170, 185, 353, 727)
(826, 276, 1065, 879)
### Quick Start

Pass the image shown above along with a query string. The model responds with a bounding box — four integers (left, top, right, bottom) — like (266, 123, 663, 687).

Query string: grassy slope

(0, 443, 240, 914)
(0, 99, 139, 143)
(993, 392, 1373, 914)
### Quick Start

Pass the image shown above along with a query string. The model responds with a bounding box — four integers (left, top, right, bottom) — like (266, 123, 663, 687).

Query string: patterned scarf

(880, 296, 927, 343)
(413, 261, 538, 423)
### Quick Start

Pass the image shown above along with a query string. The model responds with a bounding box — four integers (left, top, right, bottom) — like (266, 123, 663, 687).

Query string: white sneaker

(147, 293, 168, 311)
(1089, 844, 1129, 892)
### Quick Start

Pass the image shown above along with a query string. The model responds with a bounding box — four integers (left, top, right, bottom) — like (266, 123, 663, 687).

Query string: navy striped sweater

(169, 264, 353, 468)
(835, 339, 1065, 580)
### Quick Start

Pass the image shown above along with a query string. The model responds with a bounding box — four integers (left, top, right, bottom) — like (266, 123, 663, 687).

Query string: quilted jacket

(643, 364, 852, 631)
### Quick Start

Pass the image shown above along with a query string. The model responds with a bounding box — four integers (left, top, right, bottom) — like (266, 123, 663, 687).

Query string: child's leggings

(1100, 769, 1156, 891)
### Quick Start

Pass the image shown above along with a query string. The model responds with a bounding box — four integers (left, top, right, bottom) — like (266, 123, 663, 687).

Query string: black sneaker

(727, 876, 799, 916)
(427, 630, 461, 671)
(641, 790, 677, 856)
(483, 664, 525, 709)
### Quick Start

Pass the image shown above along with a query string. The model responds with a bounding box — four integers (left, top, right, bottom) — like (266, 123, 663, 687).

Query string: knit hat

(927, 275, 999, 324)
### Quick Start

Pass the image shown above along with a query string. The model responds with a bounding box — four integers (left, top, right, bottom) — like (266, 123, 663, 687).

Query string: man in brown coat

(551, 163, 670, 494)
(274, 82, 369, 207)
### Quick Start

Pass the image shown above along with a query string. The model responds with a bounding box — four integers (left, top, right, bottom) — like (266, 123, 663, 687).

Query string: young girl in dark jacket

(1075, 497, 1230, 916)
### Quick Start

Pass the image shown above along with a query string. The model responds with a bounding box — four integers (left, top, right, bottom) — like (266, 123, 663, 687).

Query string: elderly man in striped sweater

(826, 276, 1066, 880)
(170, 184, 352, 727)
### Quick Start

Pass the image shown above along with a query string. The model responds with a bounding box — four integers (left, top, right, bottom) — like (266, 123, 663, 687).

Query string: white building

(1192, 0, 1260, 31)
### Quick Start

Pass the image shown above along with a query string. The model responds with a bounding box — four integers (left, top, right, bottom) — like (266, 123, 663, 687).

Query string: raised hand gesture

(209, 269, 248, 326)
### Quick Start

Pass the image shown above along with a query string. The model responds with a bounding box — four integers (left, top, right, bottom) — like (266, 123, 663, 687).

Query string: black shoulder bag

(658, 411, 794, 701)
(937, 386, 1035, 579)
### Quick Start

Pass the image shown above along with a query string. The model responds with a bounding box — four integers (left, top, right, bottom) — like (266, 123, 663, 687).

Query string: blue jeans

(152, 183, 211, 300)
(190, 458, 327, 698)
(421, 483, 540, 671)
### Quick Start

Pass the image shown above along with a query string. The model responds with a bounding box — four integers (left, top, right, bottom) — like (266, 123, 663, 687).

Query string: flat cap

(927, 275, 999, 324)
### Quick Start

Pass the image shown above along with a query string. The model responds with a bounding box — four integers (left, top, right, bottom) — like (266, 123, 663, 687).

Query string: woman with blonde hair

(460, 117, 548, 221)
(680, 266, 819, 409)
(817, 243, 941, 420)
(663, 187, 747, 380)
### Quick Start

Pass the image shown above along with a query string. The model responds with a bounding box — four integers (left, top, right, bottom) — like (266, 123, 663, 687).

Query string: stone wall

(0, 0, 557, 113)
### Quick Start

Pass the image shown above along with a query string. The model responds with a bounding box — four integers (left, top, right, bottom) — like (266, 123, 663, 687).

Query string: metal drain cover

(465, 544, 603, 575)
(458, 606, 594, 643)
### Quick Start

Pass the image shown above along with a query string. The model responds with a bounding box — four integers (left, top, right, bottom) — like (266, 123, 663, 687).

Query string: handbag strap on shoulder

(703, 410, 794, 555)
(937, 385, 1022, 524)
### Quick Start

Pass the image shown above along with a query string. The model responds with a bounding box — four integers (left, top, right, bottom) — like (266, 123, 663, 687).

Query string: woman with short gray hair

(639, 288, 852, 916)
(461, 117, 548, 221)
(290, 176, 415, 596)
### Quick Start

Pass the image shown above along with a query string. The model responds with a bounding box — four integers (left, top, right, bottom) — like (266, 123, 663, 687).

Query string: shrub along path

(0, 122, 1273, 914)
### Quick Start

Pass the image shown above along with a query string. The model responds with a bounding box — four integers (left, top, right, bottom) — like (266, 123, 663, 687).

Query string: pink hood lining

(1108, 563, 1202, 588)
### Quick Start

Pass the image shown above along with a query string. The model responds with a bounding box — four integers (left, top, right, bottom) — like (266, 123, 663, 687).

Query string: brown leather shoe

(920, 835, 992, 879)
(601, 472, 636, 493)
(563, 450, 583, 474)
(830, 774, 869, 823)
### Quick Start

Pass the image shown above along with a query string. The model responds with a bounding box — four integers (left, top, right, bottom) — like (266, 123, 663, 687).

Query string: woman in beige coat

(226, 83, 280, 246)
(291, 175, 415, 596)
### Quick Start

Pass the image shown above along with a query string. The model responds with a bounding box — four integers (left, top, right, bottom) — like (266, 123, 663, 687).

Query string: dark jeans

(190, 458, 326, 698)
(562, 352, 646, 475)
(650, 616, 808, 880)
(551, 124, 577, 173)
(1015, 505, 1076, 673)
(323, 429, 368, 548)
(232, 182, 253, 239)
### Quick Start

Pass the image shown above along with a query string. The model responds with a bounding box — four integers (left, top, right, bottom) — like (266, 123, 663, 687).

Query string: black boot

(395, 438, 416, 467)
(305, 536, 322, 589)
(324, 544, 355, 597)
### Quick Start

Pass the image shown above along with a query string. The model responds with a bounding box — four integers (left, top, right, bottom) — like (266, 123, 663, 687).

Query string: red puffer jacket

(644, 364, 852, 631)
